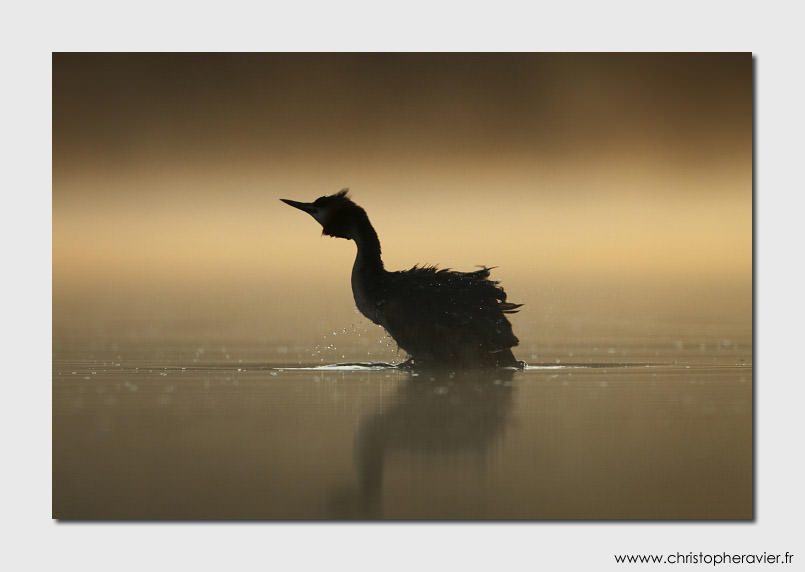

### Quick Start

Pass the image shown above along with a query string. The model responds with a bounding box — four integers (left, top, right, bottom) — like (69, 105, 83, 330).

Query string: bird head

(281, 188, 365, 240)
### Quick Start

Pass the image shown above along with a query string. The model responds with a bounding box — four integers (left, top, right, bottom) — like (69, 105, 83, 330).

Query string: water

(52, 321, 752, 519)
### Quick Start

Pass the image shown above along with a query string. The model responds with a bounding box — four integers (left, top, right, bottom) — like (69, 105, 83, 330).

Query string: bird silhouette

(281, 189, 523, 368)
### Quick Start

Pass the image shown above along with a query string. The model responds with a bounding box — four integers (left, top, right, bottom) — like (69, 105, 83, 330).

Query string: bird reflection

(327, 368, 515, 518)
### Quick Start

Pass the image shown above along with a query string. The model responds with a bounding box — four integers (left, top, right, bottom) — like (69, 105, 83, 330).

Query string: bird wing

(378, 266, 521, 360)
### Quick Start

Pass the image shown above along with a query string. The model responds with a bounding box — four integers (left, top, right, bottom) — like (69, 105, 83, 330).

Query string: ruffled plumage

(282, 190, 523, 368)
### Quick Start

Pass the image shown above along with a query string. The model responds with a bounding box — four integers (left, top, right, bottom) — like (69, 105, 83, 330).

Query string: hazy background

(53, 53, 752, 356)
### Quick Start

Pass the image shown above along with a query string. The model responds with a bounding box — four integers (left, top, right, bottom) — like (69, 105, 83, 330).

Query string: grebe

(281, 189, 523, 368)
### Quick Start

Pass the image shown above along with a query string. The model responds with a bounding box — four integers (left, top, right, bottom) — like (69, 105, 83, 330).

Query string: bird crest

(282, 188, 369, 239)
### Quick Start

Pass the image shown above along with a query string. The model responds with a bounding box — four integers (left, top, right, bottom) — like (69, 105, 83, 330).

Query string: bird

(281, 189, 523, 368)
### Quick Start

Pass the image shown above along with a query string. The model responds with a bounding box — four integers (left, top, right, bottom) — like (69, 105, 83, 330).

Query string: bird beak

(280, 198, 317, 215)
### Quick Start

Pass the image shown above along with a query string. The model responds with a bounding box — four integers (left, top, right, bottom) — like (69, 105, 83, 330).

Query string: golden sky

(53, 53, 752, 341)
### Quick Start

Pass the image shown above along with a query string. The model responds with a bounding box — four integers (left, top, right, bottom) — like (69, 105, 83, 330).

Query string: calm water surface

(53, 323, 751, 519)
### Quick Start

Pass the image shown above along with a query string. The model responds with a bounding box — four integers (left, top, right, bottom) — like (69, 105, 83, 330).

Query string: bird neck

(350, 215, 384, 273)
